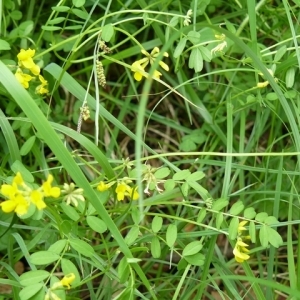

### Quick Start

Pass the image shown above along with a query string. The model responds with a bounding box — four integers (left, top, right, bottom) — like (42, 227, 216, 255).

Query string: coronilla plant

(0, 1, 298, 300)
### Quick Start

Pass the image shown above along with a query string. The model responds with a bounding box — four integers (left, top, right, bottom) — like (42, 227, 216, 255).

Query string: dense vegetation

(0, 0, 300, 299)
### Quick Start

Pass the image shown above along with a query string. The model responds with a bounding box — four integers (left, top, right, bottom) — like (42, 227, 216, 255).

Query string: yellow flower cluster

(131, 47, 169, 81)
(14, 48, 49, 95)
(97, 180, 139, 201)
(233, 220, 251, 263)
(0, 172, 60, 216)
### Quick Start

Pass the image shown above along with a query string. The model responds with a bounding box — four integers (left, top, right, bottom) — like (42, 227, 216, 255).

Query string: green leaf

(20, 136, 36, 156)
(164, 179, 175, 191)
(199, 45, 212, 62)
(154, 167, 170, 179)
(19, 283, 43, 300)
(266, 92, 278, 101)
(71, 8, 88, 19)
(48, 17, 66, 25)
(51, 6, 70, 12)
(189, 48, 203, 72)
(48, 239, 67, 254)
(102, 23, 114, 42)
(60, 202, 80, 221)
(187, 31, 201, 44)
(19, 270, 50, 286)
(184, 253, 205, 266)
(259, 224, 269, 248)
(179, 138, 197, 151)
(285, 67, 295, 88)
(173, 170, 191, 181)
(61, 259, 81, 285)
(229, 201, 244, 215)
(174, 38, 187, 58)
(256, 212, 268, 222)
(86, 216, 107, 233)
(228, 217, 239, 240)
(11, 161, 34, 182)
(177, 258, 188, 270)
(124, 225, 140, 246)
(225, 20, 236, 33)
(216, 212, 223, 229)
(72, 0, 85, 7)
(243, 207, 256, 219)
(169, 16, 179, 27)
(118, 257, 130, 284)
(267, 227, 283, 248)
(264, 216, 279, 225)
(10, 10, 22, 20)
(69, 238, 95, 257)
(274, 45, 287, 62)
(41, 25, 62, 31)
(152, 216, 163, 233)
(0, 39, 11, 50)
(30, 251, 60, 265)
(181, 182, 189, 198)
(166, 224, 177, 247)
(151, 236, 161, 258)
(212, 198, 229, 211)
(249, 220, 256, 243)
(197, 208, 206, 223)
(182, 241, 203, 257)
(186, 171, 205, 182)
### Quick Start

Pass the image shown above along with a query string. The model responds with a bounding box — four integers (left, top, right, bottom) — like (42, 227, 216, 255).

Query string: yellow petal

(141, 49, 150, 57)
(159, 61, 169, 71)
(30, 190, 46, 210)
(134, 72, 143, 81)
(30, 64, 40, 76)
(60, 273, 75, 289)
(0, 200, 17, 213)
(151, 47, 160, 55)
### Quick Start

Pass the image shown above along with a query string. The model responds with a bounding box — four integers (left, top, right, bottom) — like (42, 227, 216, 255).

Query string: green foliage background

(1, 0, 300, 299)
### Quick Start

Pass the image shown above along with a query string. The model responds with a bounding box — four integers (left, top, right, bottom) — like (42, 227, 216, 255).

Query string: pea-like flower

(97, 181, 112, 192)
(17, 48, 40, 75)
(233, 239, 250, 263)
(233, 220, 251, 263)
(15, 68, 33, 88)
(51, 273, 76, 290)
(0, 172, 61, 216)
(36, 75, 49, 95)
(42, 174, 61, 198)
(131, 47, 169, 81)
(115, 182, 139, 201)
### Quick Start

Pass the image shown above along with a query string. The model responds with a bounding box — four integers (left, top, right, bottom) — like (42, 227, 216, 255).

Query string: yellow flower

(30, 190, 46, 210)
(17, 48, 40, 75)
(131, 61, 146, 81)
(233, 239, 250, 263)
(0, 172, 61, 216)
(15, 68, 33, 88)
(115, 182, 139, 201)
(257, 81, 269, 88)
(115, 182, 129, 201)
(42, 175, 61, 198)
(36, 75, 49, 95)
(51, 273, 76, 290)
(238, 220, 248, 233)
(0, 195, 29, 215)
(59, 273, 75, 289)
(131, 47, 169, 81)
(97, 181, 110, 192)
(131, 187, 139, 200)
